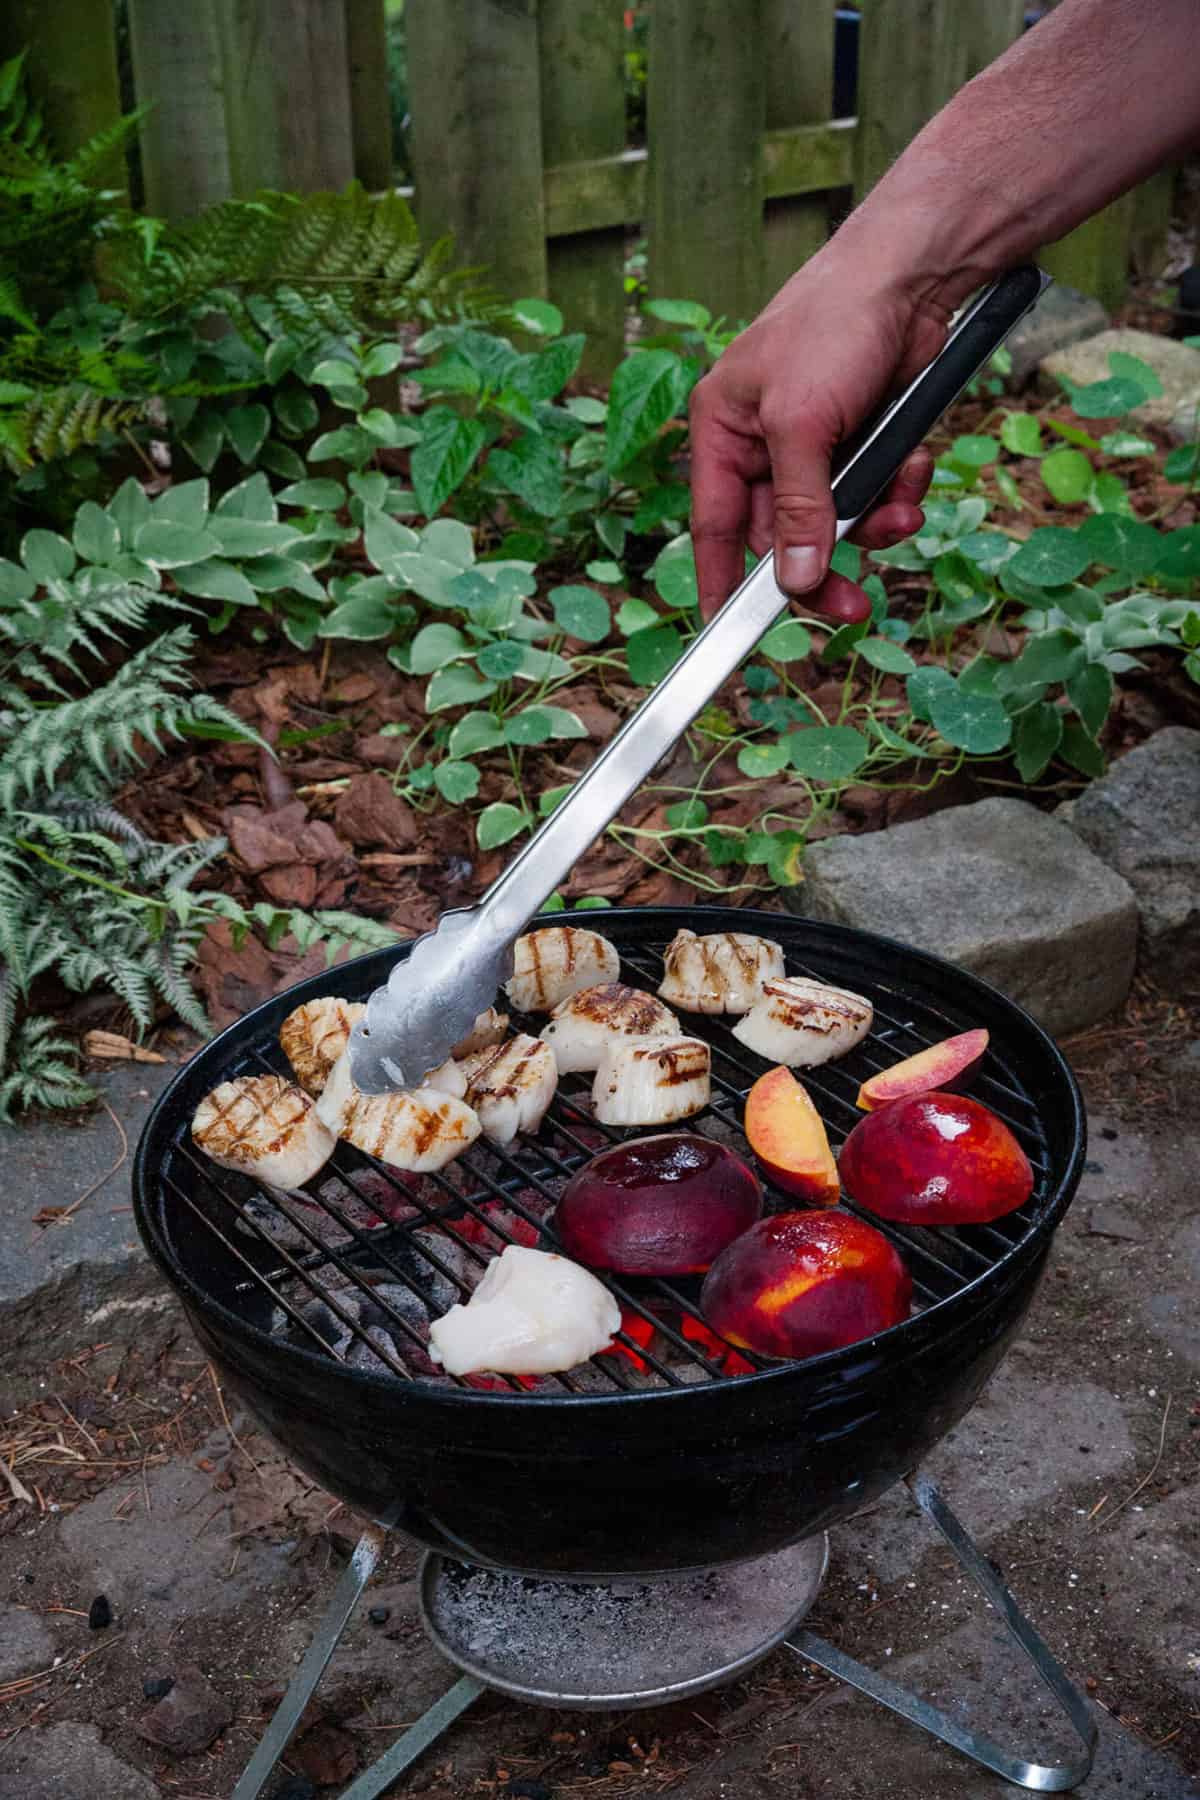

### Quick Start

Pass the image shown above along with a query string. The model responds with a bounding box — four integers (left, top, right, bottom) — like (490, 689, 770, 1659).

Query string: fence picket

(647, 0, 765, 325)
(345, 0, 394, 192)
(406, 0, 547, 302)
(762, 0, 836, 298)
(0, 0, 124, 192)
(214, 0, 355, 196)
(127, 2, 230, 217)
(539, 0, 626, 374)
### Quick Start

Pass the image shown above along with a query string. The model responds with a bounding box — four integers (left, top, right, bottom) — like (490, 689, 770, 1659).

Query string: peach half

(839, 1090, 1033, 1225)
(744, 1066, 839, 1205)
(856, 1029, 988, 1111)
(555, 1133, 762, 1276)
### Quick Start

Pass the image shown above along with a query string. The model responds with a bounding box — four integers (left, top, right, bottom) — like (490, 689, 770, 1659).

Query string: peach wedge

(856, 1029, 988, 1111)
(744, 1066, 840, 1206)
(839, 1090, 1033, 1226)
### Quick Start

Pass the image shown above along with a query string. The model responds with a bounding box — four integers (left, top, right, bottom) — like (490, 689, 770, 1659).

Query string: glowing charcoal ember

(599, 1309, 659, 1372)
(840, 1090, 1034, 1224)
(539, 983, 679, 1075)
(505, 926, 620, 1013)
(732, 976, 873, 1067)
(280, 997, 366, 1096)
(427, 1245, 621, 1376)
(192, 1074, 334, 1191)
(657, 928, 784, 1015)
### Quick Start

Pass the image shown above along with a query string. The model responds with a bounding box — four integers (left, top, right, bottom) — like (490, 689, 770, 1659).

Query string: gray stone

(1065, 727, 1200, 984)
(1167, 397, 1200, 447)
(1006, 282, 1109, 384)
(0, 1723, 159, 1800)
(0, 1062, 180, 1380)
(135, 1659, 232, 1756)
(1040, 327, 1200, 428)
(0, 1604, 55, 1683)
(795, 799, 1138, 1036)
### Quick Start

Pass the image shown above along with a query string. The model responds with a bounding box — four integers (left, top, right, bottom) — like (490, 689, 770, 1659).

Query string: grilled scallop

(657, 929, 785, 1015)
(505, 926, 620, 1014)
(425, 1033, 558, 1146)
(280, 997, 366, 1096)
(592, 1034, 711, 1127)
(451, 1006, 509, 1058)
(192, 1074, 335, 1190)
(539, 982, 680, 1075)
(316, 1052, 480, 1172)
(732, 976, 873, 1067)
(428, 1244, 621, 1376)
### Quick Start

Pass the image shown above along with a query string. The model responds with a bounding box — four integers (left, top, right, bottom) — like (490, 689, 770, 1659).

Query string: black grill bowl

(133, 908, 1085, 1576)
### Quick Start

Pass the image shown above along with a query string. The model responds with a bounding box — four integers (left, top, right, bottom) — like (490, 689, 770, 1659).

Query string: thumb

(765, 411, 838, 597)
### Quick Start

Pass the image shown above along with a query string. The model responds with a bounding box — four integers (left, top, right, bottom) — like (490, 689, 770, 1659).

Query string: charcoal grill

(132, 908, 1096, 1795)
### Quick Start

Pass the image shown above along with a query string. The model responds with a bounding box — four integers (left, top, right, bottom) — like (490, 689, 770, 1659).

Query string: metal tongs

(348, 265, 1050, 1091)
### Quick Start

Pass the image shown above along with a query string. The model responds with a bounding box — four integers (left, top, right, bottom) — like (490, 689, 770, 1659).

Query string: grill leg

(785, 1475, 1097, 1793)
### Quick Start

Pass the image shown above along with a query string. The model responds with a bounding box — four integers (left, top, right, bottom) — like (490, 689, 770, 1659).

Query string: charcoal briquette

(143, 1675, 175, 1700)
(88, 1594, 112, 1630)
(367, 1605, 391, 1625)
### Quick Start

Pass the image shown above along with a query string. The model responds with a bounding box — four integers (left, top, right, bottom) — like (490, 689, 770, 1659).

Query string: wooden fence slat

(1130, 167, 1176, 278)
(647, 0, 765, 323)
(214, 0, 355, 197)
(406, 0, 547, 302)
(0, 0, 124, 191)
(127, 1, 230, 218)
(1041, 194, 1136, 313)
(761, 0, 835, 298)
(345, 0, 394, 192)
(539, 0, 626, 375)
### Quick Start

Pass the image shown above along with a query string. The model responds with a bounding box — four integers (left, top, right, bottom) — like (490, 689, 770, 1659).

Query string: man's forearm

(836, 0, 1200, 313)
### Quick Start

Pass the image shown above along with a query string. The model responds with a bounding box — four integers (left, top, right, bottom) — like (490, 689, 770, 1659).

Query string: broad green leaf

(320, 584, 402, 640)
(819, 619, 869, 662)
(1007, 527, 1091, 587)
(512, 644, 571, 681)
(1065, 662, 1113, 736)
(566, 395, 608, 424)
(1000, 412, 1042, 456)
(72, 502, 120, 566)
(488, 433, 562, 515)
(1051, 584, 1104, 627)
(1059, 721, 1105, 777)
(511, 334, 585, 403)
(586, 559, 623, 583)
(433, 759, 480, 803)
(242, 555, 326, 601)
(1164, 442, 1200, 487)
(273, 386, 320, 437)
(958, 655, 1004, 696)
(152, 479, 209, 528)
(1013, 702, 1063, 783)
(737, 741, 792, 778)
(135, 521, 219, 568)
(349, 471, 389, 511)
(632, 481, 690, 535)
(906, 665, 957, 723)
(511, 297, 564, 336)
(787, 725, 869, 781)
(277, 478, 346, 509)
(617, 598, 659, 635)
(109, 477, 152, 547)
(181, 407, 225, 473)
(361, 341, 407, 379)
(1099, 431, 1155, 457)
(1077, 512, 1162, 577)
(1088, 470, 1135, 517)
(411, 408, 486, 515)
(422, 519, 476, 567)
(448, 711, 506, 757)
(1156, 526, 1200, 585)
(606, 349, 689, 470)
(644, 298, 711, 328)
(533, 705, 587, 740)
(651, 534, 699, 610)
(21, 529, 75, 584)
(858, 636, 916, 675)
(1040, 447, 1093, 504)
(1006, 627, 1087, 687)
(280, 598, 323, 650)
(172, 558, 259, 608)
(209, 517, 303, 558)
(410, 622, 472, 674)
(665, 797, 709, 830)
(216, 472, 277, 521)
(426, 664, 498, 711)
(549, 583, 610, 643)
(1107, 350, 1162, 399)
(829, 540, 861, 580)
(959, 531, 1014, 573)
(625, 622, 684, 685)
(364, 507, 422, 579)
(1065, 375, 1146, 418)
(927, 684, 1012, 754)
(477, 802, 529, 850)
(225, 402, 270, 465)
(757, 619, 812, 662)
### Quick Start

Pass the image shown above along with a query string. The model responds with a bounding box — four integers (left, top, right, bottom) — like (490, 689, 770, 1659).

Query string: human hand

(689, 256, 950, 623)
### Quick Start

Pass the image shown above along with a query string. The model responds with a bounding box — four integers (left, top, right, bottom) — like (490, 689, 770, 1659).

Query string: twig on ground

(1101, 1393, 1172, 1526)
(208, 1363, 262, 1478)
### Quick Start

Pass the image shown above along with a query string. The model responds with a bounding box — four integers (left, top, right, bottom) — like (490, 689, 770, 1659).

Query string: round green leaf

(665, 797, 709, 831)
(858, 636, 916, 675)
(1007, 527, 1092, 588)
(786, 725, 869, 781)
(550, 583, 611, 643)
(1012, 701, 1063, 783)
(906, 665, 957, 723)
(927, 684, 1012, 754)
(1156, 525, 1200, 584)
(1039, 447, 1093, 505)
(511, 297, 564, 337)
(586, 559, 623, 584)
(503, 707, 554, 746)
(651, 534, 699, 610)
(757, 619, 812, 662)
(625, 623, 684, 686)
(949, 434, 999, 468)
(1077, 513, 1163, 577)
(737, 741, 792, 779)
(448, 711, 506, 757)
(433, 759, 481, 804)
(477, 802, 529, 850)
(410, 622, 472, 674)
(1000, 412, 1041, 457)
(616, 598, 659, 636)
(1066, 375, 1145, 418)
(477, 639, 526, 680)
(1163, 442, 1200, 486)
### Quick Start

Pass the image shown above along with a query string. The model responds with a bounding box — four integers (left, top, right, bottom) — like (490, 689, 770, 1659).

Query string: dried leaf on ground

(333, 772, 419, 849)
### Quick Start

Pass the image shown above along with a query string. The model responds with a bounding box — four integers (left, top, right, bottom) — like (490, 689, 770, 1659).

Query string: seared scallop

(657, 929, 784, 1015)
(592, 1034, 711, 1127)
(280, 997, 366, 1096)
(451, 1006, 509, 1058)
(317, 1052, 480, 1171)
(428, 1244, 620, 1376)
(425, 1033, 558, 1146)
(505, 926, 620, 1014)
(732, 976, 873, 1067)
(192, 1074, 334, 1190)
(539, 982, 679, 1074)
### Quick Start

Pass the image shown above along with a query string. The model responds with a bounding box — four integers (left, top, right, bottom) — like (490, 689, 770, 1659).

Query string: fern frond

(0, 1016, 94, 1121)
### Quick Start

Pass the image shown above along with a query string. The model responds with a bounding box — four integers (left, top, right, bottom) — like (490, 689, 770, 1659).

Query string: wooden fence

(1, 1, 1174, 373)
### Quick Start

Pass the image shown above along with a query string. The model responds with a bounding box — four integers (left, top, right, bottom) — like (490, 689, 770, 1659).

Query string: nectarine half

(839, 1090, 1033, 1225)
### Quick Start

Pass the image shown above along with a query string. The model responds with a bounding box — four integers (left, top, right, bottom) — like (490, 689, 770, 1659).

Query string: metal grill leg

(785, 1475, 1097, 1793)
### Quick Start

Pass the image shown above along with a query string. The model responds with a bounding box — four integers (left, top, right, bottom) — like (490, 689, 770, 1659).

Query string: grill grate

(159, 926, 1055, 1397)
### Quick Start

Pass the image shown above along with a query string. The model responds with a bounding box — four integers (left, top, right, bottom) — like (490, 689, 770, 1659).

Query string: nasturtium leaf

(476, 802, 529, 850)
(411, 407, 486, 516)
(448, 712, 506, 757)
(1088, 471, 1135, 517)
(829, 540, 861, 581)
(1064, 375, 1146, 418)
(858, 636, 917, 675)
(625, 622, 684, 685)
(1065, 662, 1113, 737)
(502, 707, 553, 746)
(586, 559, 623, 583)
(927, 683, 1012, 754)
(1107, 350, 1163, 399)
(957, 656, 1004, 697)
(818, 619, 869, 662)
(433, 759, 481, 804)
(1059, 721, 1105, 777)
(786, 724, 869, 781)
(172, 558, 258, 608)
(651, 533, 699, 610)
(934, 551, 982, 606)
(1100, 431, 1155, 457)
(606, 349, 689, 470)
(1164, 442, 1200, 486)
(426, 665, 498, 711)
(757, 618, 812, 662)
(550, 583, 610, 643)
(225, 403, 271, 465)
(410, 622, 472, 674)
(949, 434, 999, 469)
(1012, 701, 1063, 783)
(1077, 512, 1162, 577)
(477, 639, 526, 681)
(704, 828, 748, 867)
(1039, 447, 1093, 505)
(1007, 527, 1091, 587)
(511, 297, 564, 337)
(1155, 525, 1200, 585)
(72, 502, 120, 567)
(665, 797, 709, 831)
(644, 298, 711, 328)
(573, 895, 614, 909)
(1000, 412, 1042, 456)
(616, 597, 659, 636)
(906, 665, 957, 724)
(994, 468, 1022, 510)
(737, 742, 792, 779)
(1006, 626, 1087, 687)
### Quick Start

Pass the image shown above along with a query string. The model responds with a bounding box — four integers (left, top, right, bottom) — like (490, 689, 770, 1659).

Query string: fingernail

(782, 545, 823, 592)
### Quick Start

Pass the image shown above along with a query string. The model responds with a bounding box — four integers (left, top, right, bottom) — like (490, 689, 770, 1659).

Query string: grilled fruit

(539, 982, 679, 1074)
(317, 1052, 480, 1172)
(505, 926, 620, 1014)
(732, 976, 872, 1067)
(856, 1029, 988, 1111)
(428, 1245, 621, 1376)
(839, 1091, 1033, 1225)
(280, 997, 366, 1096)
(744, 1066, 840, 1205)
(657, 928, 784, 1014)
(451, 1006, 510, 1058)
(556, 1133, 761, 1276)
(701, 1210, 911, 1360)
(192, 1075, 335, 1190)
(592, 1034, 711, 1127)
(425, 1034, 557, 1147)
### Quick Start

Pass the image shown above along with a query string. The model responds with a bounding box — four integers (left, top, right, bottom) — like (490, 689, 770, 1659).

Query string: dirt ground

(1, 981, 1197, 1799)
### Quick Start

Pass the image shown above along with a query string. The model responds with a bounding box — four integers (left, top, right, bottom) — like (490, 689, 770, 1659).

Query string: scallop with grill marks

(539, 982, 679, 1074)
(316, 1052, 481, 1171)
(732, 976, 873, 1067)
(280, 997, 366, 1096)
(192, 1074, 335, 1190)
(505, 926, 620, 1014)
(657, 928, 784, 1015)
